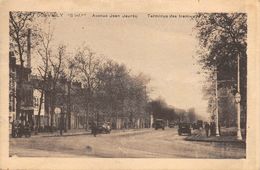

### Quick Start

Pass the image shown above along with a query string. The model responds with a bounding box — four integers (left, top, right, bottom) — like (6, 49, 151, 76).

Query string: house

(9, 51, 34, 127)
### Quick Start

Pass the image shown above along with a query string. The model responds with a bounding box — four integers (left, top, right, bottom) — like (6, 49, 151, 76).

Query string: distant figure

(92, 121, 97, 137)
(25, 121, 30, 130)
(11, 120, 19, 138)
(24, 121, 31, 137)
(18, 121, 24, 137)
(210, 122, 216, 136)
(205, 122, 210, 137)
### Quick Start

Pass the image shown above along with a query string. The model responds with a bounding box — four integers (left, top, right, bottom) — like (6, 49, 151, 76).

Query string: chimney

(27, 29, 31, 68)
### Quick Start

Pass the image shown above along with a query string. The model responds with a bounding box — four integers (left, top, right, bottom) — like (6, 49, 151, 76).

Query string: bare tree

(48, 45, 66, 131)
(9, 12, 36, 120)
(9, 12, 36, 66)
(63, 55, 77, 130)
(34, 22, 54, 133)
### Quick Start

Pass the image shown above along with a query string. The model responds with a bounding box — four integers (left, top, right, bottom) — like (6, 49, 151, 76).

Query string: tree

(187, 108, 196, 123)
(194, 13, 247, 127)
(218, 87, 236, 127)
(95, 59, 150, 129)
(9, 12, 36, 119)
(9, 11, 59, 68)
(34, 22, 54, 132)
(48, 45, 67, 131)
(9, 12, 37, 67)
(148, 98, 168, 120)
(63, 55, 78, 130)
(96, 60, 131, 128)
(9, 11, 60, 127)
(74, 45, 102, 129)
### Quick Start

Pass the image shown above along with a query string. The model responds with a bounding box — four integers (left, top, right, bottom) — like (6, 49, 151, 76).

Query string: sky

(34, 13, 209, 119)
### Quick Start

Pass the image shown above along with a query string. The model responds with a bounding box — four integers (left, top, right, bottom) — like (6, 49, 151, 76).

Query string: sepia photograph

(0, 0, 259, 170)
(8, 12, 247, 158)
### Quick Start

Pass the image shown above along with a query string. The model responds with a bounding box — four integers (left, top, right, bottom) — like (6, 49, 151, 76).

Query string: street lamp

(54, 107, 61, 115)
(215, 71, 220, 137)
(235, 53, 243, 140)
(54, 107, 63, 135)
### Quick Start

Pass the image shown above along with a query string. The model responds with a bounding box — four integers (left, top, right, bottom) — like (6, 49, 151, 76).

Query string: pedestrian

(24, 121, 31, 137)
(205, 122, 210, 137)
(92, 121, 97, 137)
(218, 124, 221, 136)
(18, 120, 24, 137)
(210, 122, 216, 136)
(11, 120, 15, 138)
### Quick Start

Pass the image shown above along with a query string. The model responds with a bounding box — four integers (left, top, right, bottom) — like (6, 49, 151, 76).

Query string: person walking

(24, 121, 31, 137)
(205, 122, 210, 137)
(92, 121, 97, 137)
(209, 122, 216, 136)
(18, 120, 24, 137)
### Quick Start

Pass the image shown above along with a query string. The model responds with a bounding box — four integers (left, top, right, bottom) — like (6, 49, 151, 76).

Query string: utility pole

(235, 53, 243, 140)
(215, 70, 220, 136)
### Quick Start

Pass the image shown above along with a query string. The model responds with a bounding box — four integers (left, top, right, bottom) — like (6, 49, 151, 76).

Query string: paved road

(9, 128, 246, 158)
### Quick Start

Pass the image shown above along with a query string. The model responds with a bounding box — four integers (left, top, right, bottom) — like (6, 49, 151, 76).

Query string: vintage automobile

(93, 122, 111, 134)
(192, 122, 199, 130)
(178, 123, 191, 136)
(168, 122, 176, 128)
(154, 119, 165, 130)
(11, 121, 31, 138)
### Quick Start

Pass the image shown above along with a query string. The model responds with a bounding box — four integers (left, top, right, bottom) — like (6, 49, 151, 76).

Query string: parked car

(154, 119, 165, 130)
(11, 121, 31, 138)
(192, 122, 199, 130)
(169, 122, 176, 128)
(94, 122, 111, 134)
(178, 123, 191, 135)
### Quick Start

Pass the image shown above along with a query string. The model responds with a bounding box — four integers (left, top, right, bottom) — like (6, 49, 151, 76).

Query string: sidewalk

(185, 128, 246, 144)
(31, 128, 152, 138)
(31, 128, 90, 138)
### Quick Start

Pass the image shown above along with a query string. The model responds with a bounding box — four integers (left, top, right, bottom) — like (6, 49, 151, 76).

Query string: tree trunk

(67, 81, 71, 129)
(16, 88, 22, 120)
(50, 106, 54, 132)
(36, 89, 44, 133)
(50, 93, 56, 132)
(85, 110, 89, 130)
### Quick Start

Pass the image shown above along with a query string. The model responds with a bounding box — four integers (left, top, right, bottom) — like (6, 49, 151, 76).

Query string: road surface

(9, 128, 246, 158)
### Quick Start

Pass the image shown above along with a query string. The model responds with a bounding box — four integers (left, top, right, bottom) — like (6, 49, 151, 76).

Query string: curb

(42, 132, 91, 137)
(40, 129, 152, 138)
(185, 137, 246, 144)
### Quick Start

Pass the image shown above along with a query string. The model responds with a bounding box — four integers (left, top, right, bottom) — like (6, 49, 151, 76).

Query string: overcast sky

(35, 13, 208, 119)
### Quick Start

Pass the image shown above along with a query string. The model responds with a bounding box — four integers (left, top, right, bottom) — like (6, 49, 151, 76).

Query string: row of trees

(148, 98, 199, 123)
(194, 13, 247, 127)
(69, 46, 150, 129)
(9, 11, 150, 131)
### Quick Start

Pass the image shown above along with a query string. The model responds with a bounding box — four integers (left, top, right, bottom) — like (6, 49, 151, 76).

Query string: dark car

(12, 121, 31, 138)
(192, 122, 199, 130)
(154, 119, 165, 130)
(169, 122, 175, 128)
(95, 122, 111, 134)
(178, 123, 191, 135)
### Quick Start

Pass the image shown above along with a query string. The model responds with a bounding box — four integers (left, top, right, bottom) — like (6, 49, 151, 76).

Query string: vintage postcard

(0, 0, 259, 170)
